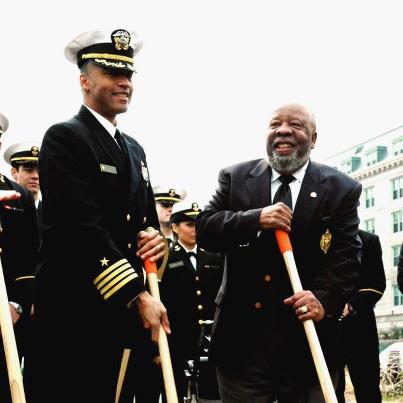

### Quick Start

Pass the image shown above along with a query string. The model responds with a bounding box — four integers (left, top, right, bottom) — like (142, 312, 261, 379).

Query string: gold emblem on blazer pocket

(320, 229, 332, 254)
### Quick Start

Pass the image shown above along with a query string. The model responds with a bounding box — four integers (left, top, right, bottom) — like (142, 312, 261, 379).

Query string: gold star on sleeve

(100, 257, 109, 266)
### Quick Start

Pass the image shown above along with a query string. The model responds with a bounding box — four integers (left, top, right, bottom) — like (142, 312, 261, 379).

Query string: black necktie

(114, 129, 127, 155)
(273, 175, 294, 210)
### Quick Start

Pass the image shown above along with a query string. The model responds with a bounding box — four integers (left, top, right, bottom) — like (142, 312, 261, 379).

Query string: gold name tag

(100, 164, 117, 174)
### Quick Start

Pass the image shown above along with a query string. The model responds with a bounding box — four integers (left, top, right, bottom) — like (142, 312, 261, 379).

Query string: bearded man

(196, 103, 362, 403)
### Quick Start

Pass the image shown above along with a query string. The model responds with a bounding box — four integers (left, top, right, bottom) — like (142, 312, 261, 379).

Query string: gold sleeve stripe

(93, 259, 128, 285)
(357, 288, 384, 296)
(99, 269, 137, 296)
(15, 276, 35, 282)
(95, 263, 132, 290)
(103, 273, 138, 301)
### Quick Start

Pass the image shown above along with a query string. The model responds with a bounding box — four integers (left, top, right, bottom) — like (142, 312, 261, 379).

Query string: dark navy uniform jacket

(0, 174, 39, 403)
(32, 105, 160, 361)
(160, 241, 223, 399)
(0, 175, 40, 314)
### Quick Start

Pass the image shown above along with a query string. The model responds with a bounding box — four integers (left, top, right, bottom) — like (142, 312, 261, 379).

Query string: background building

(325, 125, 403, 335)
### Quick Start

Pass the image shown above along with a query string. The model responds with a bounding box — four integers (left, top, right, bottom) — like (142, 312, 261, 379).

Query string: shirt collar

(84, 104, 118, 137)
(178, 241, 197, 254)
(271, 159, 309, 184)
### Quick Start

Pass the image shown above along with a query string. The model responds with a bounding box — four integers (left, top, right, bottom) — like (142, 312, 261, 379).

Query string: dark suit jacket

(196, 158, 362, 377)
(35, 105, 160, 344)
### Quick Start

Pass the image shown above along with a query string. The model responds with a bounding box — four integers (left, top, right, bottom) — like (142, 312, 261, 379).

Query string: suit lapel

(125, 139, 143, 205)
(76, 106, 127, 175)
(246, 159, 271, 208)
(292, 161, 327, 230)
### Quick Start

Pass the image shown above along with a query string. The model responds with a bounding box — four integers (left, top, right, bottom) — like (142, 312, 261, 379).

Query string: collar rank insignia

(320, 229, 332, 254)
(100, 257, 109, 266)
(111, 30, 131, 51)
(31, 146, 39, 156)
(174, 244, 181, 251)
(169, 188, 176, 197)
(192, 202, 199, 211)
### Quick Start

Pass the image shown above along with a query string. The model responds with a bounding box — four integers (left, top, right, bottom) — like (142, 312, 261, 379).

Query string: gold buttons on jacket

(143, 217, 146, 223)
(127, 243, 132, 249)
(264, 274, 272, 282)
(126, 214, 131, 222)
(198, 319, 203, 325)
(195, 276, 200, 281)
(197, 304, 203, 310)
(196, 290, 201, 296)
(254, 302, 262, 309)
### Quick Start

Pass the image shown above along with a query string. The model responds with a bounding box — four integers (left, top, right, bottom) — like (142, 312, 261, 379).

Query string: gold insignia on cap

(31, 146, 39, 157)
(0, 174, 4, 183)
(192, 202, 199, 211)
(320, 229, 332, 254)
(310, 192, 317, 198)
(100, 257, 109, 266)
(112, 30, 131, 51)
(174, 245, 181, 251)
(169, 189, 176, 197)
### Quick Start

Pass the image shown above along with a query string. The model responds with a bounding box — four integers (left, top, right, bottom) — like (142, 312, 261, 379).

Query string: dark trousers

(217, 363, 338, 403)
(336, 310, 382, 403)
(119, 348, 163, 403)
(0, 315, 29, 403)
(214, 321, 339, 403)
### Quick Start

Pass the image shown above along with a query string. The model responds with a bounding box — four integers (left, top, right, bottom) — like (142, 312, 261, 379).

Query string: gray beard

(268, 151, 310, 174)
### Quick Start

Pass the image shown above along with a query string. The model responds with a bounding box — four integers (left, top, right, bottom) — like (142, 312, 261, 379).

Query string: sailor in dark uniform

(336, 229, 386, 403)
(160, 200, 224, 402)
(22, 29, 169, 403)
(0, 113, 40, 403)
(153, 185, 186, 248)
(4, 141, 42, 233)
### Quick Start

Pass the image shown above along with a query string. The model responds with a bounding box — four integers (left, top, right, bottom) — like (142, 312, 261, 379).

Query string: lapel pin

(310, 192, 317, 198)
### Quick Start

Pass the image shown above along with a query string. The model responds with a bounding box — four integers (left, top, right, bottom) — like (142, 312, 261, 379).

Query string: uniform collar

(83, 104, 118, 137)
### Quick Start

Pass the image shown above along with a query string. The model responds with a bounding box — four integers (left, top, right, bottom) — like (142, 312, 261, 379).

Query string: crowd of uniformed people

(0, 26, 395, 403)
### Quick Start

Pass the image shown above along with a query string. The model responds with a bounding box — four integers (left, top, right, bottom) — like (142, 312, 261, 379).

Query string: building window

(392, 176, 403, 200)
(365, 150, 378, 167)
(364, 187, 375, 208)
(365, 146, 387, 166)
(393, 137, 403, 156)
(364, 219, 375, 234)
(392, 210, 403, 233)
(341, 160, 351, 174)
(392, 245, 401, 267)
(393, 284, 403, 306)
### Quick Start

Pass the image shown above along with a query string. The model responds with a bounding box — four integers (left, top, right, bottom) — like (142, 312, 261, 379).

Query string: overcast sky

(1, 1, 403, 206)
